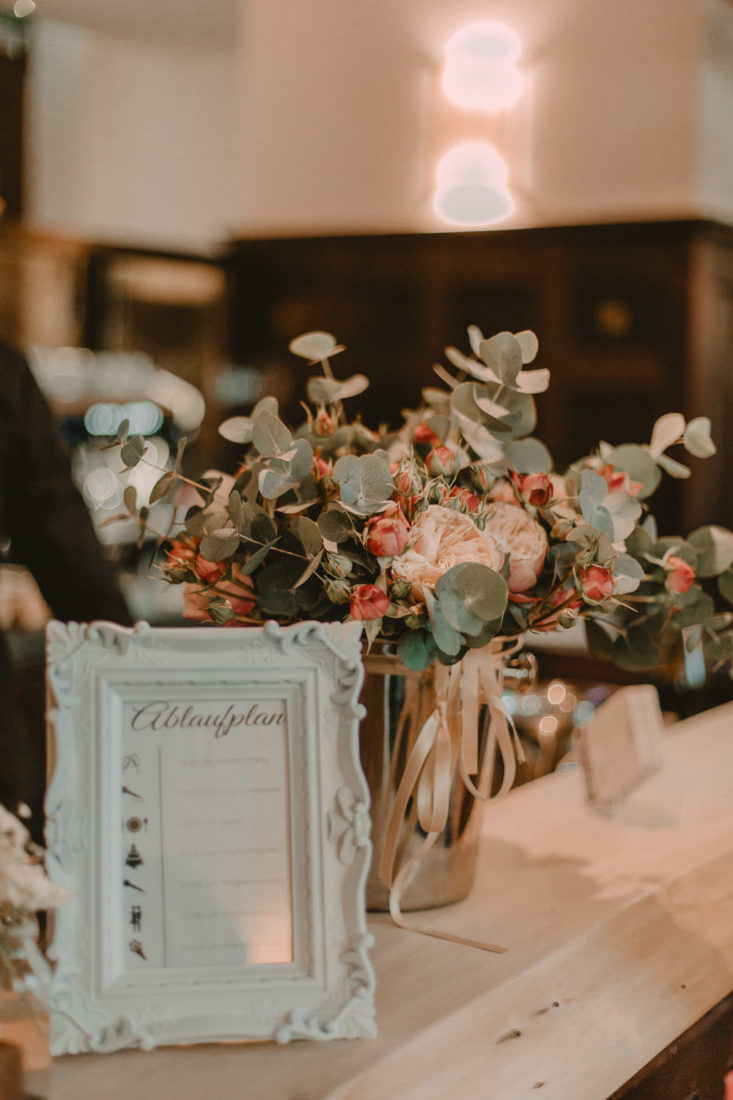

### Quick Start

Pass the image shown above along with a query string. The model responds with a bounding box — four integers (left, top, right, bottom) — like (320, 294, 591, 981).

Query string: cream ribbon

(378, 640, 526, 953)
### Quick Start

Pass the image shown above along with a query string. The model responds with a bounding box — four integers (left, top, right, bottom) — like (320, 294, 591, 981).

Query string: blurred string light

(442, 21, 523, 113)
(434, 21, 522, 229)
(13, 0, 36, 16)
(432, 141, 514, 227)
(84, 401, 164, 438)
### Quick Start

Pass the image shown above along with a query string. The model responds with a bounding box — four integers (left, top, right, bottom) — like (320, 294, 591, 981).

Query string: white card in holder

(578, 684, 664, 807)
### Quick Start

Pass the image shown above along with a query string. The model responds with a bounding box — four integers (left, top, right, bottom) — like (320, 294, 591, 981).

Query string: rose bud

(225, 565, 257, 616)
(366, 506, 410, 557)
(448, 486, 481, 513)
(578, 564, 614, 602)
(167, 539, 197, 565)
(413, 423, 440, 446)
(665, 555, 696, 594)
(193, 555, 227, 585)
(325, 577, 352, 603)
(350, 583, 390, 621)
(427, 445, 459, 478)
(468, 463, 496, 493)
(315, 410, 336, 435)
(517, 472, 552, 508)
(328, 553, 354, 578)
(313, 455, 331, 479)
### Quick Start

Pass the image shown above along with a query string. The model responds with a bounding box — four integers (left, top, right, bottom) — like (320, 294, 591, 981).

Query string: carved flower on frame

(327, 787, 370, 865)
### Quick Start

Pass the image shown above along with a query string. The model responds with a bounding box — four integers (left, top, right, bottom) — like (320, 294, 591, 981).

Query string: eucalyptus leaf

(256, 562, 300, 616)
(239, 538, 279, 574)
(424, 590, 463, 656)
(117, 418, 130, 444)
(655, 452, 691, 479)
(585, 618, 615, 662)
(174, 436, 187, 475)
(252, 409, 292, 458)
(123, 486, 138, 516)
(504, 437, 553, 474)
(673, 590, 715, 628)
(292, 548, 324, 590)
(688, 525, 733, 577)
(288, 515, 323, 557)
(434, 588, 485, 636)
(683, 416, 716, 459)
(515, 330, 539, 364)
(200, 529, 241, 562)
(612, 622, 661, 671)
(612, 553, 645, 595)
(289, 331, 341, 361)
(648, 412, 685, 457)
(397, 631, 433, 671)
(719, 567, 733, 607)
(149, 471, 176, 504)
(318, 508, 354, 543)
(120, 435, 145, 468)
(608, 444, 661, 500)
(228, 490, 243, 531)
(218, 416, 254, 444)
(479, 332, 522, 387)
(437, 562, 508, 623)
(333, 454, 394, 515)
(579, 469, 607, 520)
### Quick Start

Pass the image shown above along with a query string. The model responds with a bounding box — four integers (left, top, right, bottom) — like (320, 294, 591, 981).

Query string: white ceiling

(33, 0, 239, 48)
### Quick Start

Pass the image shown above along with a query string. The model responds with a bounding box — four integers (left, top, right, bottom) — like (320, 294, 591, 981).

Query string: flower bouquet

(0, 803, 68, 1085)
(110, 325, 733, 923)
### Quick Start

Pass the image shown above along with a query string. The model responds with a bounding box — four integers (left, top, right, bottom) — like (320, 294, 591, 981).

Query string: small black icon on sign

(123, 879, 145, 893)
(130, 905, 142, 931)
(122, 785, 142, 799)
(129, 939, 147, 960)
(125, 845, 143, 869)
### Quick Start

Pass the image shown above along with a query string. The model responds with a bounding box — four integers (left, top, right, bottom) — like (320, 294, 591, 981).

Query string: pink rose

(666, 555, 695, 594)
(166, 539, 197, 565)
(365, 506, 410, 557)
(513, 472, 552, 508)
(448, 486, 481, 513)
(413, 423, 440, 446)
(193, 555, 227, 585)
(350, 584, 390, 621)
(484, 501, 548, 593)
(579, 564, 614, 602)
(391, 504, 504, 602)
(427, 445, 459, 477)
(183, 564, 256, 621)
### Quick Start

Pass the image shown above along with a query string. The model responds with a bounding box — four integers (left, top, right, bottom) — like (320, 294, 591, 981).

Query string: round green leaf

(504, 437, 553, 474)
(289, 331, 342, 361)
(218, 416, 254, 444)
(608, 444, 661, 500)
(688, 525, 733, 577)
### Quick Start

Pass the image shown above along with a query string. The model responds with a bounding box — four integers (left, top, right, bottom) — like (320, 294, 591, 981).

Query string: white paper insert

(120, 696, 293, 971)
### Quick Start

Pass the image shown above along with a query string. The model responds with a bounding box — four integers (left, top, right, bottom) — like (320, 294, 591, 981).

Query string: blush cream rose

(391, 504, 504, 602)
(484, 501, 549, 593)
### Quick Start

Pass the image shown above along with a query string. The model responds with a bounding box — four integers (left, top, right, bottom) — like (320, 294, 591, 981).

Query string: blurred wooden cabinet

(231, 220, 733, 532)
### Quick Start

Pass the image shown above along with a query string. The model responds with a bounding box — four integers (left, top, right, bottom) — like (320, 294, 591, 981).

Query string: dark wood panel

(0, 48, 26, 217)
(609, 992, 733, 1100)
(230, 221, 733, 530)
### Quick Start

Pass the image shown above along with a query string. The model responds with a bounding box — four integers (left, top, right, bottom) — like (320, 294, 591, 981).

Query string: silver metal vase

(359, 647, 487, 912)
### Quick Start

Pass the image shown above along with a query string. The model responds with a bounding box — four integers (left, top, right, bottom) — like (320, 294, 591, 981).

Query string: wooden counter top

(51, 701, 733, 1099)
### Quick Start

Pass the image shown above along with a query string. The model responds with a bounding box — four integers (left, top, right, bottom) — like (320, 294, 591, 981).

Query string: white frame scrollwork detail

(45, 619, 375, 1053)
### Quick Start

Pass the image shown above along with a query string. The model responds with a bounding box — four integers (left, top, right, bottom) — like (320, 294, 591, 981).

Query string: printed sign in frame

(45, 620, 375, 1053)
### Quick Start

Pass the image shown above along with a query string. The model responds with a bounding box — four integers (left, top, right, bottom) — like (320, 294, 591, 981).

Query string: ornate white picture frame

(45, 619, 375, 1053)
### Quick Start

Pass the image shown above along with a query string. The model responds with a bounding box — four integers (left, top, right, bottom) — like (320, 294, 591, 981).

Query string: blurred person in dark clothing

(0, 339, 132, 833)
